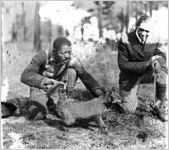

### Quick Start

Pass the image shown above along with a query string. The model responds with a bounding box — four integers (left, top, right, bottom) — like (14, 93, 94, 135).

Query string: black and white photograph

(1, 1, 168, 149)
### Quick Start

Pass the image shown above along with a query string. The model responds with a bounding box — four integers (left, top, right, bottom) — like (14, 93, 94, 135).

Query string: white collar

(135, 29, 143, 43)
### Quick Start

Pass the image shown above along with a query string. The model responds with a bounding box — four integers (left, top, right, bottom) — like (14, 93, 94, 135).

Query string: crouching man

(21, 37, 104, 120)
(117, 15, 167, 122)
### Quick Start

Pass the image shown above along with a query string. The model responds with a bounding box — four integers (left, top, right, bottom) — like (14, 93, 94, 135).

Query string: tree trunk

(144, 2, 148, 15)
(21, 2, 26, 41)
(135, 4, 139, 22)
(125, 2, 130, 33)
(120, 8, 124, 33)
(97, 2, 103, 38)
(33, 2, 41, 51)
(47, 19, 52, 43)
(149, 1, 153, 17)
(81, 25, 84, 41)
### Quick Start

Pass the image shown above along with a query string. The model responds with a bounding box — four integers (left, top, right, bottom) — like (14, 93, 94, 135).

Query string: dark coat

(118, 31, 166, 90)
(21, 50, 102, 96)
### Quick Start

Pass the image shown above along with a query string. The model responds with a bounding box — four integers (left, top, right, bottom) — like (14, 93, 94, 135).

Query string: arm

(118, 40, 148, 74)
(21, 51, 47, 88)
(68, 58, 104, 96)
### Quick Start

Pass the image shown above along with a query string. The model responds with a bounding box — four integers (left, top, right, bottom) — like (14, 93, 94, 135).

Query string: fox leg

(61, 109, 76, 126)
(94, 115, 108, 134)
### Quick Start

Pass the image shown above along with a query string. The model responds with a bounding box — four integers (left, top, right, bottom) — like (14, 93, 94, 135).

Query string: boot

(152, 84, 167, 122)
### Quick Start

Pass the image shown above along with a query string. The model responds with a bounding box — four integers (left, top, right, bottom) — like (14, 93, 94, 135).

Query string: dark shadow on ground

(44, 117, 99, 132)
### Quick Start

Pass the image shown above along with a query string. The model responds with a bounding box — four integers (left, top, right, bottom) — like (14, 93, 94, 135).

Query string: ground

(1, 41, 168, 149)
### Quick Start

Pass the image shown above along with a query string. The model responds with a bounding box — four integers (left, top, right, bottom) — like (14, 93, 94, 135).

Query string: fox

(58, 96, 107, 132)
(47, 84, 112, 133)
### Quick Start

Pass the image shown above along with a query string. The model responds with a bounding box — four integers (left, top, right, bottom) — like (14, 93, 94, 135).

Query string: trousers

(119, 69, 167, 114)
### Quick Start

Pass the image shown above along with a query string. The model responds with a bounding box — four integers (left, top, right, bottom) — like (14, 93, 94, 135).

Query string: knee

(120, 90, 138, 114)
(122, 103, 137, 114)
(122, 94, 138, 114)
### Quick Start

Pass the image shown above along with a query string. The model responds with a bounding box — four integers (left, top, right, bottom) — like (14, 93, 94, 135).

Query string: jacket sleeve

(118, 40, 148, 74)
(21, 51, 47, 88)
(68, 58, 104, 96)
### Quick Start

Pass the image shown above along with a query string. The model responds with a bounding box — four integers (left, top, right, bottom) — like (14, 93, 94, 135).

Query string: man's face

(54, 44, 72, 63)
(137, 22, 150, 43)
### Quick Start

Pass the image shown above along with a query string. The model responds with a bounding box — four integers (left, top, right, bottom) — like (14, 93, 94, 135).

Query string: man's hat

(139, 22, 151, 32)
(136, 15, 152, 31)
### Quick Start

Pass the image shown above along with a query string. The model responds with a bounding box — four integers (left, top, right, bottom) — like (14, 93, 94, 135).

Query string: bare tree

(125, 1, 130, 33)
(21, 2, 26, 41)
(80, 16, 91, 41)
(97, 1, 103, 38)
(33, 2, 41, 51)
(47, 19, 52, 43)
(117, 8, 125, 33)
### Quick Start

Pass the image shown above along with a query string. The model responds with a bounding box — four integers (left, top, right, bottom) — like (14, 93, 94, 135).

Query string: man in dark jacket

(21, 37, 104, 120)
(118, 15, 167, 122)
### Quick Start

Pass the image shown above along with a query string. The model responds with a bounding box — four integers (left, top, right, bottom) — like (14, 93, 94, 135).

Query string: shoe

(153, 107, 167, 122)
(150, 102, 167, 122)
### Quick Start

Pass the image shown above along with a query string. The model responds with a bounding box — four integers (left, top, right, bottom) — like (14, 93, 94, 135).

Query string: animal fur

(57, 96, 106, 127)
(47, 84, 109, 132)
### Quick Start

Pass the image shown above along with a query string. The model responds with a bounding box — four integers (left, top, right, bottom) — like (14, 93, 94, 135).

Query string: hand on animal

(43, 65, 54, 77)
(43, 71, 54, 78)
(146, 55, 162, 67)
(42, 78, 65, 91)
(152, 60, 161, 73)
(95, 88, 105, 97)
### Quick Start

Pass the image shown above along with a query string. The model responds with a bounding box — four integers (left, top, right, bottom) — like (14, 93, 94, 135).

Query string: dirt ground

(1, 42, 168, 149)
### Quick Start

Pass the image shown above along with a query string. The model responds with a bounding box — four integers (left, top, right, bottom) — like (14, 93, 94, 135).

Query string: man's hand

(95, 89, 105, 97)
(146, 55, 162, 67)
(152, 60, 161, 73)
(42, 78, 65, 91)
